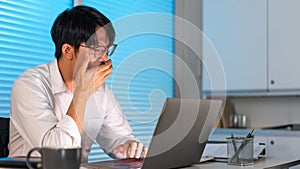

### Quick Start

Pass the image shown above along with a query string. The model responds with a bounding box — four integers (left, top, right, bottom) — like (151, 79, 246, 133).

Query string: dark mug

(26, 146, 81, 169)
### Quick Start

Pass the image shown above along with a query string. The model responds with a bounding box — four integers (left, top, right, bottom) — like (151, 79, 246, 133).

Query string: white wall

(231, 96, 300, 128)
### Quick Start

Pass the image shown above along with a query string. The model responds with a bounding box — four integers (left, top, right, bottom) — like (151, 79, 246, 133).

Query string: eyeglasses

(80, 44, 117, 59)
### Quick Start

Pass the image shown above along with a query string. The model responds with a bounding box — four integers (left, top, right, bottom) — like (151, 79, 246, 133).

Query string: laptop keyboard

(112, 158, 143, 169)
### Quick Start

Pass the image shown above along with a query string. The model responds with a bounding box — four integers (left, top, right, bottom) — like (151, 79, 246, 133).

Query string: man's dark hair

(51, 5, 115, 59)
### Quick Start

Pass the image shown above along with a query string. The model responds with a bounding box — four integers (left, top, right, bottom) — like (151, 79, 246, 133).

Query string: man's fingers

(114, 141, 148, 159)
(95, 66, 112, 82)
(96, 63, 113, 79)
(97, 60, 112, 72)
(142, 146, 148, 158)
(122, 143, 129, 158)
(129, 142, 137, 158)
(97, 65, 113, 75)
(134, 142, 143, 158)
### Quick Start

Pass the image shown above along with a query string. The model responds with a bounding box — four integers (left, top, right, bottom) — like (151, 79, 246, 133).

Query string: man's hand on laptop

(113, 140, 148, 159)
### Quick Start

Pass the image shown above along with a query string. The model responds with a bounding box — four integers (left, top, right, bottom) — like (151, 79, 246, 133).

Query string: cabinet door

(202, 0, 268, 95)
(267, 136, 300, 157)
(268, 0, 300, 93)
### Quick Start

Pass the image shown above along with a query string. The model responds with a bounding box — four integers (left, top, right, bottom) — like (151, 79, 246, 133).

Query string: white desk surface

(78, 156, 300, 169)
(187, 156, 300, 169)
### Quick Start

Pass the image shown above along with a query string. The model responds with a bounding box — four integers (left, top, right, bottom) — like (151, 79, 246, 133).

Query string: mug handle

(26, 147, 41, 169)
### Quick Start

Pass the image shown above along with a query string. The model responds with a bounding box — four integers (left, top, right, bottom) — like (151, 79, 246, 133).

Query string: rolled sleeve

(43, 115, 81, 147)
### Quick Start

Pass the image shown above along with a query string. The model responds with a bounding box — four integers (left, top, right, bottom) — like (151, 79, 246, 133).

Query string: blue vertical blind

(0, 0, 72, 117)
(0, 0, 174, 162)
(83, 0, 174, 161)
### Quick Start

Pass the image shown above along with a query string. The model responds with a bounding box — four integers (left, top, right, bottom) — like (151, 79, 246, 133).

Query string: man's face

(73, 27, 111, 79)
(79, 27, 110, 69)
(91, 26, 110, 65)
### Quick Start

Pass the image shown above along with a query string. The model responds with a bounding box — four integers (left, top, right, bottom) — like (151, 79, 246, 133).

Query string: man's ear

(61, 44, 75, 60)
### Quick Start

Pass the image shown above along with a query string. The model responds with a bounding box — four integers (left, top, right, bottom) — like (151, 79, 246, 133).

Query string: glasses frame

(80, 44, 117, 59)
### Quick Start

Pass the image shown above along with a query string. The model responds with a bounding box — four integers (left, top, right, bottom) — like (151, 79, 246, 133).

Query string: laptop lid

(141, 98, 223, 169)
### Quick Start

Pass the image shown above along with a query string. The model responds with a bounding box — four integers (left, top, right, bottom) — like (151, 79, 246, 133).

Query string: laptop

(81, 98, 223, 169)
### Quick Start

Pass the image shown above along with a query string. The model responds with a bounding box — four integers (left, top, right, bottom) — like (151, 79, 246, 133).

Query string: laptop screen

(141, 98, 223, 169)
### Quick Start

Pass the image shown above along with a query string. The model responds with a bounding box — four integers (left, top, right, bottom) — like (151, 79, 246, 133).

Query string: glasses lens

(108, 44, 117, 56)
(94, 46, 106, 59)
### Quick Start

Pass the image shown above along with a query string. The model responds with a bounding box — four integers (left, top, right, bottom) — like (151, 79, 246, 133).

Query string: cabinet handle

(270, 80, 275, 85)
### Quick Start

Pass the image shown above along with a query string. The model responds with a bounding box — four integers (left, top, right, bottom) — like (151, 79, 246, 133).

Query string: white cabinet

(267, 136, 300, 157)
(268, 0, 300, 93)
(203, 0, 300, 96)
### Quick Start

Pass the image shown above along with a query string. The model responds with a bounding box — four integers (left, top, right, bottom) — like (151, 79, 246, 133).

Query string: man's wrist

(73, 91, 89, 104)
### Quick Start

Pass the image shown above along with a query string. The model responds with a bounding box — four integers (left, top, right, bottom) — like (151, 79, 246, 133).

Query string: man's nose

(101, 53, 109, 61)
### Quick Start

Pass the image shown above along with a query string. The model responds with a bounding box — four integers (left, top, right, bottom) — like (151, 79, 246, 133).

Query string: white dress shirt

(8, 59, 136, 162)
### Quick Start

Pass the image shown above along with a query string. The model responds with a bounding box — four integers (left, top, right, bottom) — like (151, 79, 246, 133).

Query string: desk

(1, 157, 300, 169)
(2, 129, 300, 169)
(79, 157, 300, 169)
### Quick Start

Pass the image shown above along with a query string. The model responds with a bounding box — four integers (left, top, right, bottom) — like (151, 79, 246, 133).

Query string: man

(8, 5, 147, 162)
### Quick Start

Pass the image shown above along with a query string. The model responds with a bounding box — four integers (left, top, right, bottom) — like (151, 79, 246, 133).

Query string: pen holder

(227, 137, 254, 166)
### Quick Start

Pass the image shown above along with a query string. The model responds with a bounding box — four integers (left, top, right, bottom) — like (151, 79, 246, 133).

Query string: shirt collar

(49, 59, 69, 94)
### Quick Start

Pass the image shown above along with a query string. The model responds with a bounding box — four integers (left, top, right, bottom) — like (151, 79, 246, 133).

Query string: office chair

(0, 117, 9, 157)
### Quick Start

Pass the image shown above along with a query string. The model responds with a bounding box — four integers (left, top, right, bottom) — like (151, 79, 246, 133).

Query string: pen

(246, 128, 255, 138)
(231, 133, 237, 153)
(230, 129, 255, 163)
